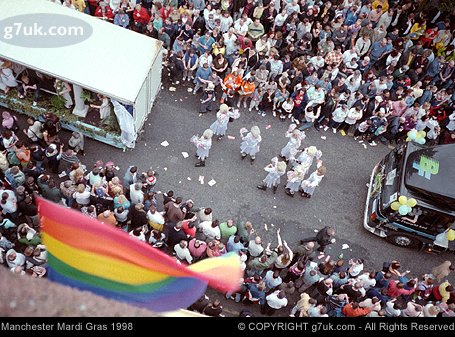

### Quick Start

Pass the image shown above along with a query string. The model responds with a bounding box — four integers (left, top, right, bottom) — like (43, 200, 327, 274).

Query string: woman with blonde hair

(290, 293, 311, 317)
(73, 183, 91, 209)
(108, 176, 123, 197)
(114, 194, 130, 210)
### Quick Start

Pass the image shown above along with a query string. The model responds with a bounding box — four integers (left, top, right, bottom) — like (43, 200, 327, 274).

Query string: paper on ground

(169, 87, 176, 91)
(208, 179, 216, 187)
(163, 167, 168, 171)
(187, 88, 193, 92)
(58, 171, 67, 178)
(321, 136, 326, 140)
(187, 177, 191, 181)
(227, 135, 235, 140)
(182, 152, 189, 158)
(161, 140, 169, 147)
(265, 125, 272, 129)
(314, 229, 319, 232)
(342, 244, 350, 250)
(199, 175, 204, 184)
(264, 224, 268, 231)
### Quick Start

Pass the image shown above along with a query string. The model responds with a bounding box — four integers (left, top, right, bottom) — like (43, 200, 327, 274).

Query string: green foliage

(101, 113, 121, 134)
(80, 90, 94, 104)
(50, 94, 66, 110)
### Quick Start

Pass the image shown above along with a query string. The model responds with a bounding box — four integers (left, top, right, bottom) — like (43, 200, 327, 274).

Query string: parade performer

(257, 157, 287, 194)
(191, 129, 213, 167)
(285, 165, 306, 197)
(210, 104, 240, 141)
(280, 124, 305, 162)
(301, 166, 327, 198)
(240, 126, 262, 164)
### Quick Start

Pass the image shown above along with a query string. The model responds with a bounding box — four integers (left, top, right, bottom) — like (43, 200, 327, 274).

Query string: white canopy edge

(0, 0, 162, 104)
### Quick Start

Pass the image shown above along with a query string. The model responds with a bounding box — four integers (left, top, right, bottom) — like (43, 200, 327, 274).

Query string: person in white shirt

(129, 226, 146, 242)
(343, 47, 358, 65)
(324, 104, 349, 133)
(355, 35, 371, 56)
(174, 240, 193, 264)
(308, 55, 325, 70)
(129, 182, 144, 205)
(233, 18, 249, 36)
(357, 272, 377, 289)
(147, 205, 165, 231)
(273, 9, 287, 31)
(248, 236, 264, 257)
(261, 290, 288, 316)
(385, 299, 402, 317)
(359, 297, 382, 312)
(402, 302, 423, 317)
(198, 219, 221, 241)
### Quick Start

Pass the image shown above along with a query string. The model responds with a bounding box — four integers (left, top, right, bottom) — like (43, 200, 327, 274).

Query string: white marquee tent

(0, 0, 163, 148)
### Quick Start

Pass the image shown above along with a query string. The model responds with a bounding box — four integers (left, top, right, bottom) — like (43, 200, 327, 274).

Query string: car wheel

(386, 233, 421, 249)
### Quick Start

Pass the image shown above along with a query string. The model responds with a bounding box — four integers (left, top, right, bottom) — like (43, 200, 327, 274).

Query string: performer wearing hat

(240, 126, 261, 164)
(301, 166, 327, 198)
(191, 129, 213, 167)
(257, 157, 287, 194)
(285, 164, 306, 197)
(280, 124, 305, 162)
(210, 104, 240, 141)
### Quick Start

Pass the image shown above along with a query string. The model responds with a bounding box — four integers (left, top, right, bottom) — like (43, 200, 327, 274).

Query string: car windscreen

(381, 146, 405, 210)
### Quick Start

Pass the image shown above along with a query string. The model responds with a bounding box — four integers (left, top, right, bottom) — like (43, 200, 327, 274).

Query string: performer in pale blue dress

(257, 158, 287, 194)
(210, 104, 239, 140)
(285, 164, 306, 197)
(191, 129, 213, 167)
(301, 166, 326, 198)
(240, 126, 262, 164)
(280, 124, 305, 161)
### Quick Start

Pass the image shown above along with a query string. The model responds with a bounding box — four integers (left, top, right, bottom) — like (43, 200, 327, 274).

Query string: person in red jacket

(342, 302, 371, 317)
(94, 1, 114, 21)
(133, 4, 151, 31)
(386, 279, 416, 298)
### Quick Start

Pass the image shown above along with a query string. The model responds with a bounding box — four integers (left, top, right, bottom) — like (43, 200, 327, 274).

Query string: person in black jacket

(300, 226, 336, 253)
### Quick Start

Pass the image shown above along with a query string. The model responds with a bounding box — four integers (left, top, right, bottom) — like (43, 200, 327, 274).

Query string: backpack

(7, 151, 20, 166)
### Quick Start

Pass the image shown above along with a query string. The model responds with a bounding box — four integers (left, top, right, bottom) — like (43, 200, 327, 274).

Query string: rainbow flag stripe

(38, 198, 241, 312)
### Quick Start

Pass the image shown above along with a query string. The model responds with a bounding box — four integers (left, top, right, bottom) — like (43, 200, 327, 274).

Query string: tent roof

(0, 0, 162, 103)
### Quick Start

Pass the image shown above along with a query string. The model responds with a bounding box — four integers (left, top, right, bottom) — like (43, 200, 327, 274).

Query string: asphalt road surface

(73, 78, 453, 317)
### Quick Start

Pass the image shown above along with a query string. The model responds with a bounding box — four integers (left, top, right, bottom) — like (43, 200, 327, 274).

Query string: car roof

(402, 143, 455, 216)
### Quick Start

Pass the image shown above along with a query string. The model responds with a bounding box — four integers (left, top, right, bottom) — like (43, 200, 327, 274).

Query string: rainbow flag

(38, 198, 242, 312)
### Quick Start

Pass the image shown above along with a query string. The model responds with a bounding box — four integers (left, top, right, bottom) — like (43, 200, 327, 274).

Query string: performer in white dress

(257, 157, 287, 194)
(293, 146, 322, 172)
(240, 126, 262, 164)
(285, 164, 306, 197)
(280, 124, 306, 161)
(191, 129, 213, 167)
(210, 104, 240, 140)
(301, 166, 326, 198)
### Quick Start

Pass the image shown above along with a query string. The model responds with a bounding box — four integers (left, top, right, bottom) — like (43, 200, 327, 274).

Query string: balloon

(398, 205, 409, 216)
(407, 130, 417, 140)
(399, 196, 408, 205)
(406, 198, 417, 208)
(416, 137, 426, 145)
(448, 229, 455, 241)
(417, 130, 426, 138)
(391, 201, 401, 211)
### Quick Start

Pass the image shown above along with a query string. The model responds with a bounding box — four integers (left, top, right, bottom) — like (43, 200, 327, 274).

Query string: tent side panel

(134, 48, 163, 133)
